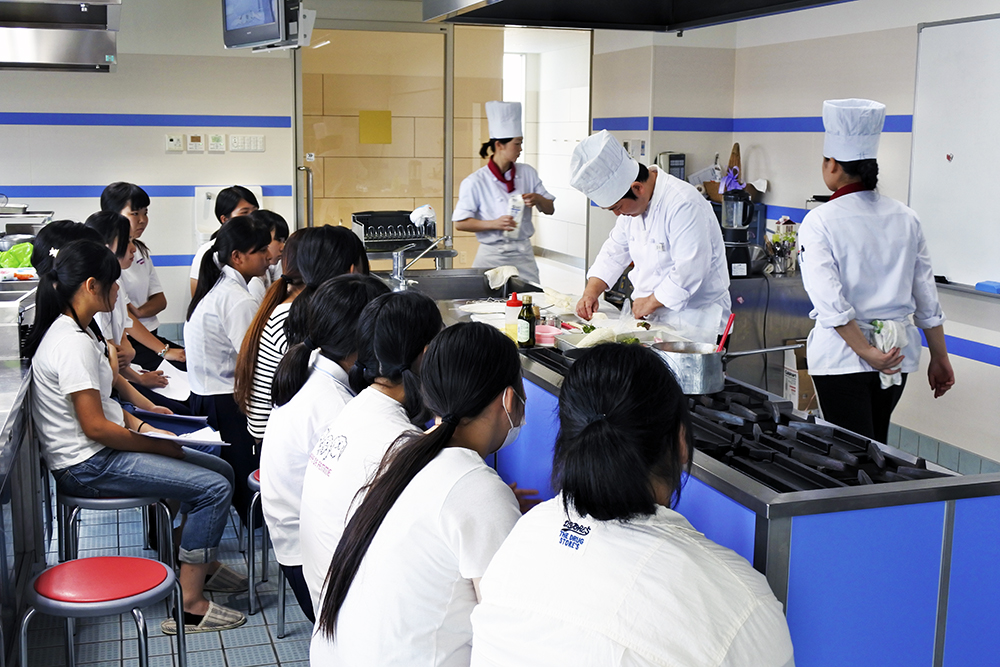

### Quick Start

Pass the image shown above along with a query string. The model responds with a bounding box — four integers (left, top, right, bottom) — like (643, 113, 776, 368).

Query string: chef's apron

(473, 238, 541, 285)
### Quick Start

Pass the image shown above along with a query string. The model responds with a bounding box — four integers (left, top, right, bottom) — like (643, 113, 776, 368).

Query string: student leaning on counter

(797, 98, 955, 443)
(570, 130, 731, 344)
(452, 101, 555, 285)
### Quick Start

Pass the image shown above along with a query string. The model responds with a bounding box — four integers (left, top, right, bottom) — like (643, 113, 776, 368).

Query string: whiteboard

(910, 15, 1000, 287)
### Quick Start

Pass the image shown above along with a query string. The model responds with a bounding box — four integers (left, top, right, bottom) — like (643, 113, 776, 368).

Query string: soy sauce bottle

(517, 295, 535, 349)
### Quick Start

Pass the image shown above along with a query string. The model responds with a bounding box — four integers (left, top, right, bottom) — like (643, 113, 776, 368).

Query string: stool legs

(18, 607, 36, 667)
(130, 608, 149, 667)
(247, 491, 260, 614)
(277, 567, 286, 639)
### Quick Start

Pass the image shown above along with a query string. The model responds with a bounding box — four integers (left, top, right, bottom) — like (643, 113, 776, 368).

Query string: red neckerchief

(488, 159, 516, 193)
(829, 181, 871, 201)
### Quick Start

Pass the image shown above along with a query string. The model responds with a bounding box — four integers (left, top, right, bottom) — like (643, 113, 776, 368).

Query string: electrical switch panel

(165, 134, 184, 153)
(229, 134, 266, 152)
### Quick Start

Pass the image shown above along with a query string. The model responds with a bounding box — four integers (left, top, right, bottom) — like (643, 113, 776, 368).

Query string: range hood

(423, 0, 850, 32)
(0, 1, 120, 72)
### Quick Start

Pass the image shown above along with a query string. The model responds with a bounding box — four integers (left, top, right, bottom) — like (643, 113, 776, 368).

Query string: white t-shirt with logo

(31, 315, 123, 471)
(471, 495, 795, 667)
(309, 446, 521, 667)
(298, 386, 420, 610)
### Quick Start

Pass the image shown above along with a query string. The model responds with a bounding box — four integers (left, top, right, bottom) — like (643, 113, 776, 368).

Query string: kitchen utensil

(717, 313, 735, 352)
(652, 341, 803, 395)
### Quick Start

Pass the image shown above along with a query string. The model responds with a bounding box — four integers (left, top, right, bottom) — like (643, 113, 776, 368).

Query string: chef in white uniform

(571, 131, 731, 343)
(798, 98, 955, 443)
(452, 101, 555, 285)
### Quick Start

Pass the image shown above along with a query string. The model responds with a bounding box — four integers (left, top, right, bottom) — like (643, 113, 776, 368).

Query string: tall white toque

(823, 98, 886, 162)
(569, 130, 641, 208)
(485, 101, 523, 140)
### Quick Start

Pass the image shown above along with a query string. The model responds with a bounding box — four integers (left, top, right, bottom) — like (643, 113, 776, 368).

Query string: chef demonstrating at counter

(571, 131, 731, 344)
(452, 101, 555, 285)
(798, 98, 955, 443)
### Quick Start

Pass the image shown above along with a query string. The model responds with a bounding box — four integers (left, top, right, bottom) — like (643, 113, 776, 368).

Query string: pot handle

(722, 343, 803, 361)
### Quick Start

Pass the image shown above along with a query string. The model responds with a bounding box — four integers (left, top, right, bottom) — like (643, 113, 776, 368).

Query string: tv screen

(222, 0, 283, 49)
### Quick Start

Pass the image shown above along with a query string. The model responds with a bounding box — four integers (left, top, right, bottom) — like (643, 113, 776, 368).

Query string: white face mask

(499, 390, 526, 450)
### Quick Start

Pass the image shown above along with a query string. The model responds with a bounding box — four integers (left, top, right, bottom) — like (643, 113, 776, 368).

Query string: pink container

(534, 325, 562, 346)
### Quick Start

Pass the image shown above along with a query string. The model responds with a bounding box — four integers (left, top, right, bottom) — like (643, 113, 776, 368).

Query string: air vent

(0, 1, 120, 72)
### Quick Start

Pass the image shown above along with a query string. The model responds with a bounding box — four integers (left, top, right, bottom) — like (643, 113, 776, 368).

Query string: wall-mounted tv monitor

(222, 0, 284, 49)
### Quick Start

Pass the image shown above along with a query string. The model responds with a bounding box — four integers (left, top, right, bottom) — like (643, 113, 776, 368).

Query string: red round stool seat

(36, 557, 168, 603)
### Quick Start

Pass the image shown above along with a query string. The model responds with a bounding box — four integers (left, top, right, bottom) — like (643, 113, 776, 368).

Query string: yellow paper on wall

(359, 110, 392, 144)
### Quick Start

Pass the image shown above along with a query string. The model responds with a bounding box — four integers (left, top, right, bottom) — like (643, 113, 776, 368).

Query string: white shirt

(94, 279, 132, 345)
(588, 167, 732, 342)
(31, 315, 123, 471)
(452, 162, 553, 247)
(183, 264, 259, 396)
(471, 496, 795, 667)
(310, 447, 521, 667)
(299, 386, 420, 610)
(191, 240, 266, 303)
(261, 354, 355, 566)
(121, 247, 163, 330)
(798, 190, 945, 376)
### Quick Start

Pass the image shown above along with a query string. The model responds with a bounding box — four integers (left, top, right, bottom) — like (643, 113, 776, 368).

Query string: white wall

(0, 0, 296, 324)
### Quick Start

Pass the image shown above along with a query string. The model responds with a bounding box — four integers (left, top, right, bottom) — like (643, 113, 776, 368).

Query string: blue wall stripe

(0, 185, 293, 198)
(592, 116, 648, 132)
(653, 117, 734, 132)
(0, 112, 291, 128)
(919, 330, 1000, 369)
(150, 255, 195, 267)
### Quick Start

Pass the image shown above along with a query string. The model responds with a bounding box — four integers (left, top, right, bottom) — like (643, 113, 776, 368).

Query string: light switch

(229, 134, 265, 152)
(165, 134, 184, 153)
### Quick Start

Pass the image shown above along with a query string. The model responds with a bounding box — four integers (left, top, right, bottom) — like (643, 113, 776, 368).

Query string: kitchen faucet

(390, 236, 452, 290)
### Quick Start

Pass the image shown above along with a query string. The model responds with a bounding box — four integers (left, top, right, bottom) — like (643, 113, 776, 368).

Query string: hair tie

(47, 269, 59, 282)
(441, 413, 460, 426)
(49, 247, 59, 258)
(586, 413, 606, 426)
(302, 336, 317, 350)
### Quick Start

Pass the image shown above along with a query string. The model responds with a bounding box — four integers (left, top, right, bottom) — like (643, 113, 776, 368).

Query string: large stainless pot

(652, 341, 802, 395)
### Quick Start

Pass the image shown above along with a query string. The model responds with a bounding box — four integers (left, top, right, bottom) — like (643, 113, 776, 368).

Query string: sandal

(203, 564, 249, 593)
(161, 601, 246, 635)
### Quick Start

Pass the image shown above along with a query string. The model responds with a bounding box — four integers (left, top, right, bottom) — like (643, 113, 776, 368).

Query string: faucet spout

(404, 235, 452, 272)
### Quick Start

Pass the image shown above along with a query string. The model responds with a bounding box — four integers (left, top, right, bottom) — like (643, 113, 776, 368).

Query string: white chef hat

(485, 101, 522, 139)
(823, 98, 886, 162)
(569, 130, 640, 208)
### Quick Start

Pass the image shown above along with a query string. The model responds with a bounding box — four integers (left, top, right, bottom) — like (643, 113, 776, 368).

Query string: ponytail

(836, 158, 879, 190)
(317, 322, 522, 637)
(187, 215, 271, 321)
(271, 275, 389, 407)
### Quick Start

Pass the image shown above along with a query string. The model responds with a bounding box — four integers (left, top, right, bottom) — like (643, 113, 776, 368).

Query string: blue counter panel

(943, 495, 1000, 666)
(786, 503, 945, 667)
(673, 474, 756, 564)
(494, 379, 559, 501)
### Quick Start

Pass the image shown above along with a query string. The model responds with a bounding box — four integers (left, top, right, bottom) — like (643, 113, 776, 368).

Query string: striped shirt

(247, 302, 292, 440)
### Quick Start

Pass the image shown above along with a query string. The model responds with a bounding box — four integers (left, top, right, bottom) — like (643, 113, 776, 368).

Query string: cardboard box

(783, 339, 818, 413)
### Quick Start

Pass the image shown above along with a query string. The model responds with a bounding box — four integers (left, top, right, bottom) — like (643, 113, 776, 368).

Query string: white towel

(871, 319, 905, 389)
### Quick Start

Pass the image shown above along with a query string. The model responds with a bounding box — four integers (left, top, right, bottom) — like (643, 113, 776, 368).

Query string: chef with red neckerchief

(797, 98, 955, 443)
(452, 101, 555, 285)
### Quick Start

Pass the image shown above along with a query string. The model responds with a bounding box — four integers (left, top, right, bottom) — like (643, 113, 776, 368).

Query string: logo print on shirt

(558, 519, 591, 551)
(308, 433, 348, 476)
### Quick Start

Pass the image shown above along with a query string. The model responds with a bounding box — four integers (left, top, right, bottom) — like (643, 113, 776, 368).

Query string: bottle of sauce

(505, 292, 522, 342)
(518, 295, 535, 349)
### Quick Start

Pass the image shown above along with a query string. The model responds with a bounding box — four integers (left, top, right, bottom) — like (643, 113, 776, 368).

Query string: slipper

(161, 601, 246, 635)
(203, 564, 249, 593)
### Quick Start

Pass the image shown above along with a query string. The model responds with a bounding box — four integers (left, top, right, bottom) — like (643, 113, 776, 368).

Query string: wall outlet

(165, 134, 184, 153)
(458, 250, 468, 265)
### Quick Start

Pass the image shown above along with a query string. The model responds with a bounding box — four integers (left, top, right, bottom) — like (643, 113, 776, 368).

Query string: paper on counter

(144, 426, 227, 448)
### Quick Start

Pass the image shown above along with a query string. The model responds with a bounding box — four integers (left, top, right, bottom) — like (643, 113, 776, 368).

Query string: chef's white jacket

(587, 167, 731, 342)
(471, 495, 795, 667)
(452, 163, 553, 284)
(183, 264, 258, 396)
(260, 354, 354, 566)
(797, 190, 945, 376)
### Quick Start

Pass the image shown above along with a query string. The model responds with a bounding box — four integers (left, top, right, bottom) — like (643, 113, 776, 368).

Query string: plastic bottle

(505, 292, 522, 342)
(518, 295, 535, 348)
(505, 194, 525, 240)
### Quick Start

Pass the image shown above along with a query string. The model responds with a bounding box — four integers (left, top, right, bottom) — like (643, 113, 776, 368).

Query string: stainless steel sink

(373, 269, 538, 301)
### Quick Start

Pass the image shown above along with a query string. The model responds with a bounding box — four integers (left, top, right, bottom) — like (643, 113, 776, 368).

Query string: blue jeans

(52, 446, 234, 564)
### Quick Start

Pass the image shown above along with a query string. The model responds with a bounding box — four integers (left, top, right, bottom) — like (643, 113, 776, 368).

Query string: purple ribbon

(719, 166, 743, 194)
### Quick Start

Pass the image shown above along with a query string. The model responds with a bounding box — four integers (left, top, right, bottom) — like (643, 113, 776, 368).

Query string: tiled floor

(25, 506, 310, 667)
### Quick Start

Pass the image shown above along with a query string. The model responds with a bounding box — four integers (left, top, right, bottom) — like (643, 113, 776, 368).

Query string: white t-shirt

(471, 495, 795, 667)
(94, 278, 132, 345)
(183, 264, 259, 396)
(310, 447, 521, 667)
(261, 354, 355, 566)
(798, 190, 945, 376)
(298, 386, 419, 611)
(191, 239, 267, 304)
(31, 315, 123, 471)
(121, 247, 163, 331)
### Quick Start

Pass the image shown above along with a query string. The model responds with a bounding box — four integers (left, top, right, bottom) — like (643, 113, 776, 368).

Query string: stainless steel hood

(423, 0, 851, 32)
(0, 1, 120, 72)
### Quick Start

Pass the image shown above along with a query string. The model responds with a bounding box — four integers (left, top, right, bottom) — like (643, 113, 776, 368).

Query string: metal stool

(247, 469, 286, 637)
(57, 494, 174, 567)
(19, 556, 187, 667)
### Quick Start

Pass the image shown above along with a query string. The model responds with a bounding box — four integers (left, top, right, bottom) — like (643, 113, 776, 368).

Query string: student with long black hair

(189, 185, 259, 297)
(298, 290, 442, 611)
(260, 274, 389, 621)
(249, 209, 289, 301)
(185, 215, 272, 526)
(310, 322, 524, 665)
(28, 239, 246, 635)
(101, 182, 185, 370)
(470, 344, 795, 667)
(235, 224, 368, 441)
